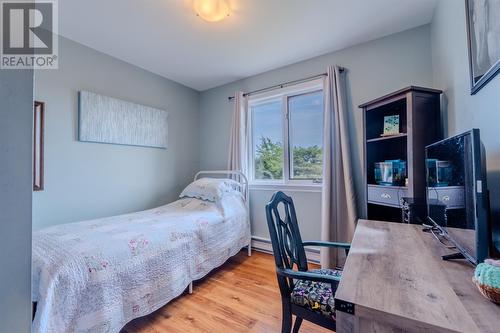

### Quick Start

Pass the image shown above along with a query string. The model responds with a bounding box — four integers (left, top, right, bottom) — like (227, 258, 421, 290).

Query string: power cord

(428, 226, 456, 249)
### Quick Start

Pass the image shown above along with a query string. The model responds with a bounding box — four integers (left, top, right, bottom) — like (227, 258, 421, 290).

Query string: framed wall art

(78, 91, 169, 149)
(466, 0, 500, 94)
(34, 101, 45, 191)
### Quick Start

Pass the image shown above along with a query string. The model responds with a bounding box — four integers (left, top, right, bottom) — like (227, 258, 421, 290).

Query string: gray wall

(431, 0, 500, 245)
(199, 25, 434, 240)
(33, 36, 200, 229)
(0, 71, 33, 331)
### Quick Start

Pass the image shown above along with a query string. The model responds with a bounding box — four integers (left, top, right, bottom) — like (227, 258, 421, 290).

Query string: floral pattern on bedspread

(32, 196, 250, 333)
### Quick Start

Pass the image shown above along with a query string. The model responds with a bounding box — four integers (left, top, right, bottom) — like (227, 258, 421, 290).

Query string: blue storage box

(374, 159, 407, 186)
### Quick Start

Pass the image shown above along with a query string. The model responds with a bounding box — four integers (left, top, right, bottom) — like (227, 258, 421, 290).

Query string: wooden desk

(335, 220, 500, 333)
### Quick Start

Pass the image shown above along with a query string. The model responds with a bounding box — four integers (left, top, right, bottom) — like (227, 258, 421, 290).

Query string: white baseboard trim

(251, 236, 320, 264)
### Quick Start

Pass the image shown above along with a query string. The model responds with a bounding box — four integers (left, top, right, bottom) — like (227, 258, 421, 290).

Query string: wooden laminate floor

(122, 251, 331, 333)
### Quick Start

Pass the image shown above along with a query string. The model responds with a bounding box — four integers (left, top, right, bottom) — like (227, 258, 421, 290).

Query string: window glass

(288, 91, 324, 180)
(251, 100, 283, 180)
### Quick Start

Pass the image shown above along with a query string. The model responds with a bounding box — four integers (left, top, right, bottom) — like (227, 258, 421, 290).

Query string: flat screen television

(425, 129, 490, 264)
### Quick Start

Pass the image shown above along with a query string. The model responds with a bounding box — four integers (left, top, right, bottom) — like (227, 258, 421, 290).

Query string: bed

(31, 171, 251, 333)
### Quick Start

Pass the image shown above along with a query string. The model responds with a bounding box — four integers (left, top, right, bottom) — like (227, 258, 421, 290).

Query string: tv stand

(442, 252, 465, 261)
(421, 224, 434, 232)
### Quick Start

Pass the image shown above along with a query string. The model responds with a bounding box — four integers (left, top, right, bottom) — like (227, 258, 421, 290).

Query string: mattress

(31, 195, 250, 333)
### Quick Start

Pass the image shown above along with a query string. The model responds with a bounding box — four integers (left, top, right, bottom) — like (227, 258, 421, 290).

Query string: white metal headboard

(194, 170, 249, 204)
(194, 170, 252, 257)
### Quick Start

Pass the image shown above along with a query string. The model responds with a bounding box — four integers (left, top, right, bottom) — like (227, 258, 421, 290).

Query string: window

(251, 99, 284, 180)
(288, 91, 324, 180)
(248, 79, 324, 185)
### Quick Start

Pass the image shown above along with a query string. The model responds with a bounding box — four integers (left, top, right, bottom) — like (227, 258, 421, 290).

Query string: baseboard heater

(250, 236, 320, 264)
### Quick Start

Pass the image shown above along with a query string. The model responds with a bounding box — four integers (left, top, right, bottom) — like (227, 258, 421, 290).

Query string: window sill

(249, 183, 322, 193)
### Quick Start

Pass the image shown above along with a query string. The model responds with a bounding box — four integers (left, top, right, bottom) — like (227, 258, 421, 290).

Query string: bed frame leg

(188, 282, 193, 294)
(247, 244, 252, 257)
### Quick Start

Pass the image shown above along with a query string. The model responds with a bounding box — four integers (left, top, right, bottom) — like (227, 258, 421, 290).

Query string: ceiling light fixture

(193, 0, 230, 22)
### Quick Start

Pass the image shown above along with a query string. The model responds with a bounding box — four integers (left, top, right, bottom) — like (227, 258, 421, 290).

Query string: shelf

(368, 184, 407, 190)
(366, 133, 407, 143)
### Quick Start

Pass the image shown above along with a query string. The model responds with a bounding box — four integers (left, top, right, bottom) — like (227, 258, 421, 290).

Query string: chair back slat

(266, 192, 309, 294)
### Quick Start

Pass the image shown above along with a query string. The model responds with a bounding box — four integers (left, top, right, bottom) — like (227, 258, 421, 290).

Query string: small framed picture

(382, 115, 399, 136)
(34, 101, 45, 191)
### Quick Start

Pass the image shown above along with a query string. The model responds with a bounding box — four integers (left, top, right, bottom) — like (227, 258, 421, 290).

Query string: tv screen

(426, 129, 489, 264)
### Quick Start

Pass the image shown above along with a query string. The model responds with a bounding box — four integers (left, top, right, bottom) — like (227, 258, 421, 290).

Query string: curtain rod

(227, 67, 345, 101)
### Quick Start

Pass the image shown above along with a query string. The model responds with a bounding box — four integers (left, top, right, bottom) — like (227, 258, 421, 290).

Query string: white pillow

(180, 178, 241, 202)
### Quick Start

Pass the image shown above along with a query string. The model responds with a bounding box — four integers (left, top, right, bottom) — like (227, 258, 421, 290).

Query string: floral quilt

(32, 196, 250, 333)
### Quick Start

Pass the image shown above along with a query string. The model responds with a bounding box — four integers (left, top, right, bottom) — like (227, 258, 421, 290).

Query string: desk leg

(336, 311, 358, 333)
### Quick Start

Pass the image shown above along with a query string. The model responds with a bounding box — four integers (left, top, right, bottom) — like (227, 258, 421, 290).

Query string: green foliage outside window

(292, 145, 323, 179)
(255, 137, 283, 179)
(254, 136, 323, 180)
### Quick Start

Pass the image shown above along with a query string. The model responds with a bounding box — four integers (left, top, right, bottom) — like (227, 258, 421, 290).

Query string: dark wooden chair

(265, 191, 351, 333)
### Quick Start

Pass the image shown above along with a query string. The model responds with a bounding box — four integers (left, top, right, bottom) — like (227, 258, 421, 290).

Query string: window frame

(247, 78, 324, 187)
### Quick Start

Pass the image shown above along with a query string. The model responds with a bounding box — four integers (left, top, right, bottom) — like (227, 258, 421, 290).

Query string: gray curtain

(227, 91, 248, 175)
(321, 65, 357, 269)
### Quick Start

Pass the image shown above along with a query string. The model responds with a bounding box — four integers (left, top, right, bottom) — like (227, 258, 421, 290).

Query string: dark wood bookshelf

(361, 86, 442, 223)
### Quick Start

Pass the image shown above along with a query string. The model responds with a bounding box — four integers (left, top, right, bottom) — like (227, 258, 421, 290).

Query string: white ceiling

(59, 0, 438, 91)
